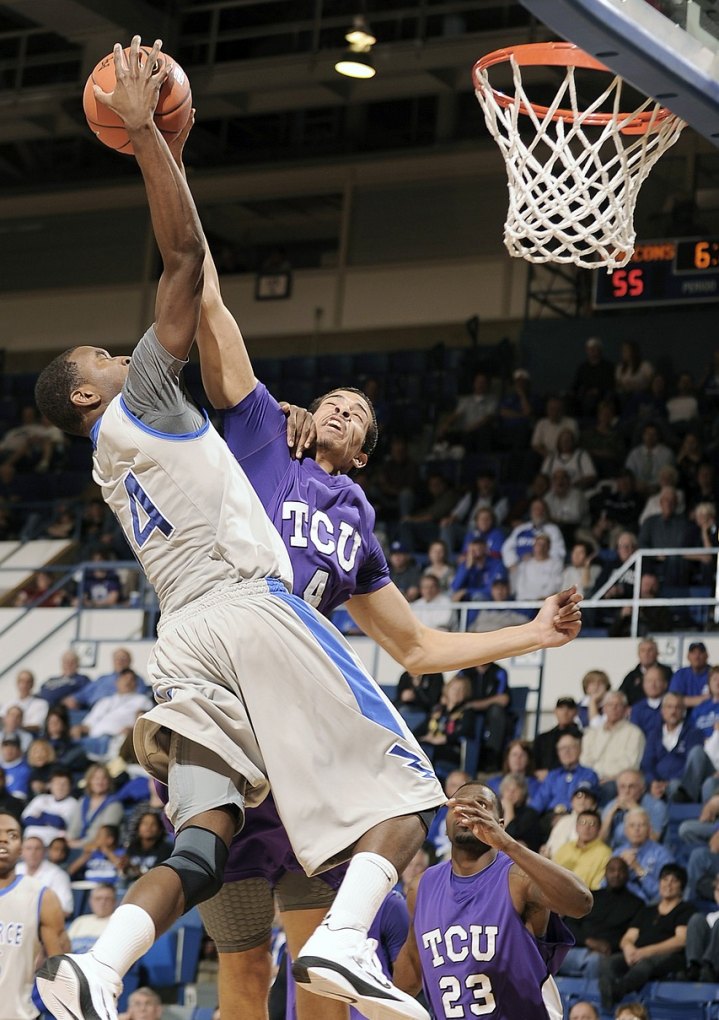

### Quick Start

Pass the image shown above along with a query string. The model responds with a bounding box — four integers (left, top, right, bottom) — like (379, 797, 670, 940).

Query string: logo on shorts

(387, 742, 436, 781)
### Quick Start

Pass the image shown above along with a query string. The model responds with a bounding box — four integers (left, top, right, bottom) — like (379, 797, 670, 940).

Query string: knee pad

(160, 826, 228, 911)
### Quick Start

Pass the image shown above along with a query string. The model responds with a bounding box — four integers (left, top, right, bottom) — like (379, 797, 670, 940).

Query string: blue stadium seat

(192, 1010, 216, 1020)
(140, 907, 203, 996)
(645, 980, 719, 1020)
(663, 802, 701, 864)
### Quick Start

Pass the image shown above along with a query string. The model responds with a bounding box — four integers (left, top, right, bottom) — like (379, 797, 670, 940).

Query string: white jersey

(92, 393, 293, 616)
(0, 875, 44, 1020)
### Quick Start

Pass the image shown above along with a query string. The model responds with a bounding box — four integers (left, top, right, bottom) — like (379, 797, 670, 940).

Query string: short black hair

(35, 348, 85, 435)
(49, 766, 72, 782)
(659, 862, 687, 890)
(309, 387, 378, 458)
(577, 809, 601, 823)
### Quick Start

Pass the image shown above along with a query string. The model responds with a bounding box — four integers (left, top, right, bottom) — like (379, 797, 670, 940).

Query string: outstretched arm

(95, 36, 204, 361)
(346, 584, 582, 674)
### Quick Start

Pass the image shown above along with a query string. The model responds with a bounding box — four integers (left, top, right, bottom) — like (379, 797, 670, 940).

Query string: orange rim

(472, 41, 675, 135)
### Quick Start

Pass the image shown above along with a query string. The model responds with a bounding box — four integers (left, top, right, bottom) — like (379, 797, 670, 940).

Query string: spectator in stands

(486, 739, 540, 802)
(638, 485, 696, 585)
(38, 649, 90, 708)
(686, 828, 719, 902)
(542, 430, 597, 491)
(568, 1004, 600, 1020)
(497, 368, 535, 450)
(533, 698, 583, 777)
(599, 769, 668, 851)
(409, 574, 455, 631)
(16, 833, 73, 915)
(43, 705, 87, 776)
(394, 670, 444, 733)
(501, 498, 566, 574)
(14, 569, 70, 608)
(615, 807, 674, 903)
(387, 541, 421, 602)
(554, 809, 612, 890)
(513, 533, 564, 602)
(47, 836, 70, 869)
(608, 573, 675, 639)
(1, 734, 31, 800)
(460, 507, 505, 560)
(121, 811, 173, 890)
(67, 764, 124, 849)
(72, 647, 148, 711)
(0, 705, 31, 753)
(531, 395, 578, 459)
(439, 470, 509, 552)
(0, 405, 64, 474)
(580, 691, 646, 798)
(498, 773, 542, 853)
(598, 863, 692, 1009)
(437, 370, 498, 451)
(691, 501, 719, 586)
(373, 436, 419, 522)
(0, 669, 48, 734)
(78, 549, 123, 608)
(684, 873, 719, 981)
(573, 336, 616, 416)
(670, 641, 711, 708)
(450, 536, 506, 619)
(67, 883, 117, 954)
(545, 469, 590, 545)
(561, 541, 601, 597)
(638, 466, 686, 526)
(615, 1004, 648, 1020)
(581, 398, 626, 480)
(530, 733, 599, 817)
(22, 766, 77, 844)
(456, 660, 512, 772)
(615, 340, 654, 396)
(468, 576, 529, 632)
(674, 666, 719, 802)
(400, 846, 431, 896)
(625, 423, 675, 496)
(70, 669, 152, 760)
(0, 766, 23, 820)
(640, 692, 702, 801)
(417, 675, 475, 778)
(27, 738, 56, 796)
(542, 783, 600, 860)
(120, 987, 163, 1020)
(69, 823, 125, 885)
(561, 857, 643, 980)
(421, 540, 455, 592)
(630, 666, 669, 735)
(398, 472, 457, 551)
(667, 372, 699, 430)
(592, 473, 643, 547)
(620, 638, 672, 707)
(577, 669, 612, 730)
(687, 466, 718, 515)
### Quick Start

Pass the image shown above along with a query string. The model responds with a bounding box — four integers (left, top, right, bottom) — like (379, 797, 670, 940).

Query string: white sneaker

(293, 927, 429, 1020)
(35, 953, 122, 1020)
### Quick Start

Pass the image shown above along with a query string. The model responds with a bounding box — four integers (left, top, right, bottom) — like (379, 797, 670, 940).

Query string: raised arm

(346, 583, 582, 674)
(94, 36, 204, 360)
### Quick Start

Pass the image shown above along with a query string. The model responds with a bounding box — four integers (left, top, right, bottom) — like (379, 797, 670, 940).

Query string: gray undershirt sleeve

(122, 325, 204, 434)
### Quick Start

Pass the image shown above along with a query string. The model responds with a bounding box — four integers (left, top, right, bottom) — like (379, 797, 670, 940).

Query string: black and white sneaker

(293, 929, 429, 1020)
(35, 953, 121, 1020)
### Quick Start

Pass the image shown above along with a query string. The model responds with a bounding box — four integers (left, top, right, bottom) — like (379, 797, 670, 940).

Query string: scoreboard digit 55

(592, 237, 719, 308)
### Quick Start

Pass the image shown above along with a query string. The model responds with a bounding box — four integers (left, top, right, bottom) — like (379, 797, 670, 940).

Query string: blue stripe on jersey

(267, 577, 405, 738)
(0, 875, 21, 897)
(37, 885, 45, 927)
(119, 396, 210, 441)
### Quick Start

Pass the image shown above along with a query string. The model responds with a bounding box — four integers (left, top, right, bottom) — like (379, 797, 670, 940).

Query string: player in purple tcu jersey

(393, 782, 593, 1020)
(174, 118, 583, 1020)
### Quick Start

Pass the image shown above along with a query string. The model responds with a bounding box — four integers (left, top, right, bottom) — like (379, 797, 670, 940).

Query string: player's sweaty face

(314, 390, 370, 466)
(74, 346, 131, 398)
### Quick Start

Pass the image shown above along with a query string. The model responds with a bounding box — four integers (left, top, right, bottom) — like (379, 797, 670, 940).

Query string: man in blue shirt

(38, 649, 90, 708)
(614, 808, 673, 902)
(71, 646, 148, 710)
(530, 733, 599, 816)
(599, 768, 668, 850)
(676, 666, 719, 802)
(670, 641, 711, 709)
(640, 692, 703, 800)
(630, 665, 669, 737)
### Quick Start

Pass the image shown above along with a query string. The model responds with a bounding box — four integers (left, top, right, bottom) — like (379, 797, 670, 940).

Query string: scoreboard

(592, 238, 719, 309)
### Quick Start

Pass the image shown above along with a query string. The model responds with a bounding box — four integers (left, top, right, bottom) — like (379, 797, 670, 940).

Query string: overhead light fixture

(335, 13, 377, 79)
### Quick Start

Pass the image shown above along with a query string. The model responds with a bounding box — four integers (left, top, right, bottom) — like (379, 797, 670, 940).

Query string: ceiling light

(345, 15, 376, 49)
(335, 51, 376, 78)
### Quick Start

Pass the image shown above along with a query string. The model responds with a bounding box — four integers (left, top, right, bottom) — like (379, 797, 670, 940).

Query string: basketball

(83, 46, 192, 155)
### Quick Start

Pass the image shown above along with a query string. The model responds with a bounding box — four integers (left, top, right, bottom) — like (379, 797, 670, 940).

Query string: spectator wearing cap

(533, 697, 583, 777)
(501, 498, 566, 575)
(630, 666, 670, 736)
(675, 666, 719, 802)
(640, 691, 702, 801)
(530, 733, 600, 817)
(580, 691, 646, 798)
(1, 733, 31, 800)
(669, 641, 711, 708)
(573, 336, 616, 416)
(620, 638, 672, 707)
(555, 809, 612, 890)
(543, 783, 600, 859)
(388, 542, 422, 602)
(599, 769, 668, 851)
(561, 857, 643, 980)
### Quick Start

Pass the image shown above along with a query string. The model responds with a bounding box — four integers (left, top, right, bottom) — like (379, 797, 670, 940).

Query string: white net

(474, 54, 686, 269)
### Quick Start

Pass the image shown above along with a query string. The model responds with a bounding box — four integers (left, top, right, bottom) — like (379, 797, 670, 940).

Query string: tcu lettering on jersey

(282, 501, 362, 571)
(421, 925, 498, 967)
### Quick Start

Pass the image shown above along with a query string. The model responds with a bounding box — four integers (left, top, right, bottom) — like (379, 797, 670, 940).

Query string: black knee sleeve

(160, 826, 228, 911)
(418, 808, 437, 834)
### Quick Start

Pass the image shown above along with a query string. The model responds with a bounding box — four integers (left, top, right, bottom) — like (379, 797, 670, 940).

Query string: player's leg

(200, 878, 276, 1020)
(36, 735, 245, 1020)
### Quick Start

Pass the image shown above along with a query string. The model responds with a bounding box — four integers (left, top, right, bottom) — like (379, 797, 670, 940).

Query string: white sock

(324, 852, 398, 937)
(89, 904, 156, 979)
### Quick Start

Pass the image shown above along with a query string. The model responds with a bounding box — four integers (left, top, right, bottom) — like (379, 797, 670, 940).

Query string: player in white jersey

(33, 36, 448, 1020)
(0, 813, 68, 1020)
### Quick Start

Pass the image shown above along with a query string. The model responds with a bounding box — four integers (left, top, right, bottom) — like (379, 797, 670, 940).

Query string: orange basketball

(83, 46, 192, 155)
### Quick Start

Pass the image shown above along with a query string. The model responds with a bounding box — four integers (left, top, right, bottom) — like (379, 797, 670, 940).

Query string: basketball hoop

(473, 42, 686, 270)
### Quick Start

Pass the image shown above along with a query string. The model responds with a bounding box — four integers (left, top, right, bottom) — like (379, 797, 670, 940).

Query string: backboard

(520, 0, 719, 145)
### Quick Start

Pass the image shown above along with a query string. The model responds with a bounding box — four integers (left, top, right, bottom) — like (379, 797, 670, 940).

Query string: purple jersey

(223, 383, 390, 614)
(413, 853, 573, 1020)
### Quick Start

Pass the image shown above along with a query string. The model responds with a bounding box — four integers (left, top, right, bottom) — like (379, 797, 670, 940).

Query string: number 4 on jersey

(124, 472, 174, 548)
